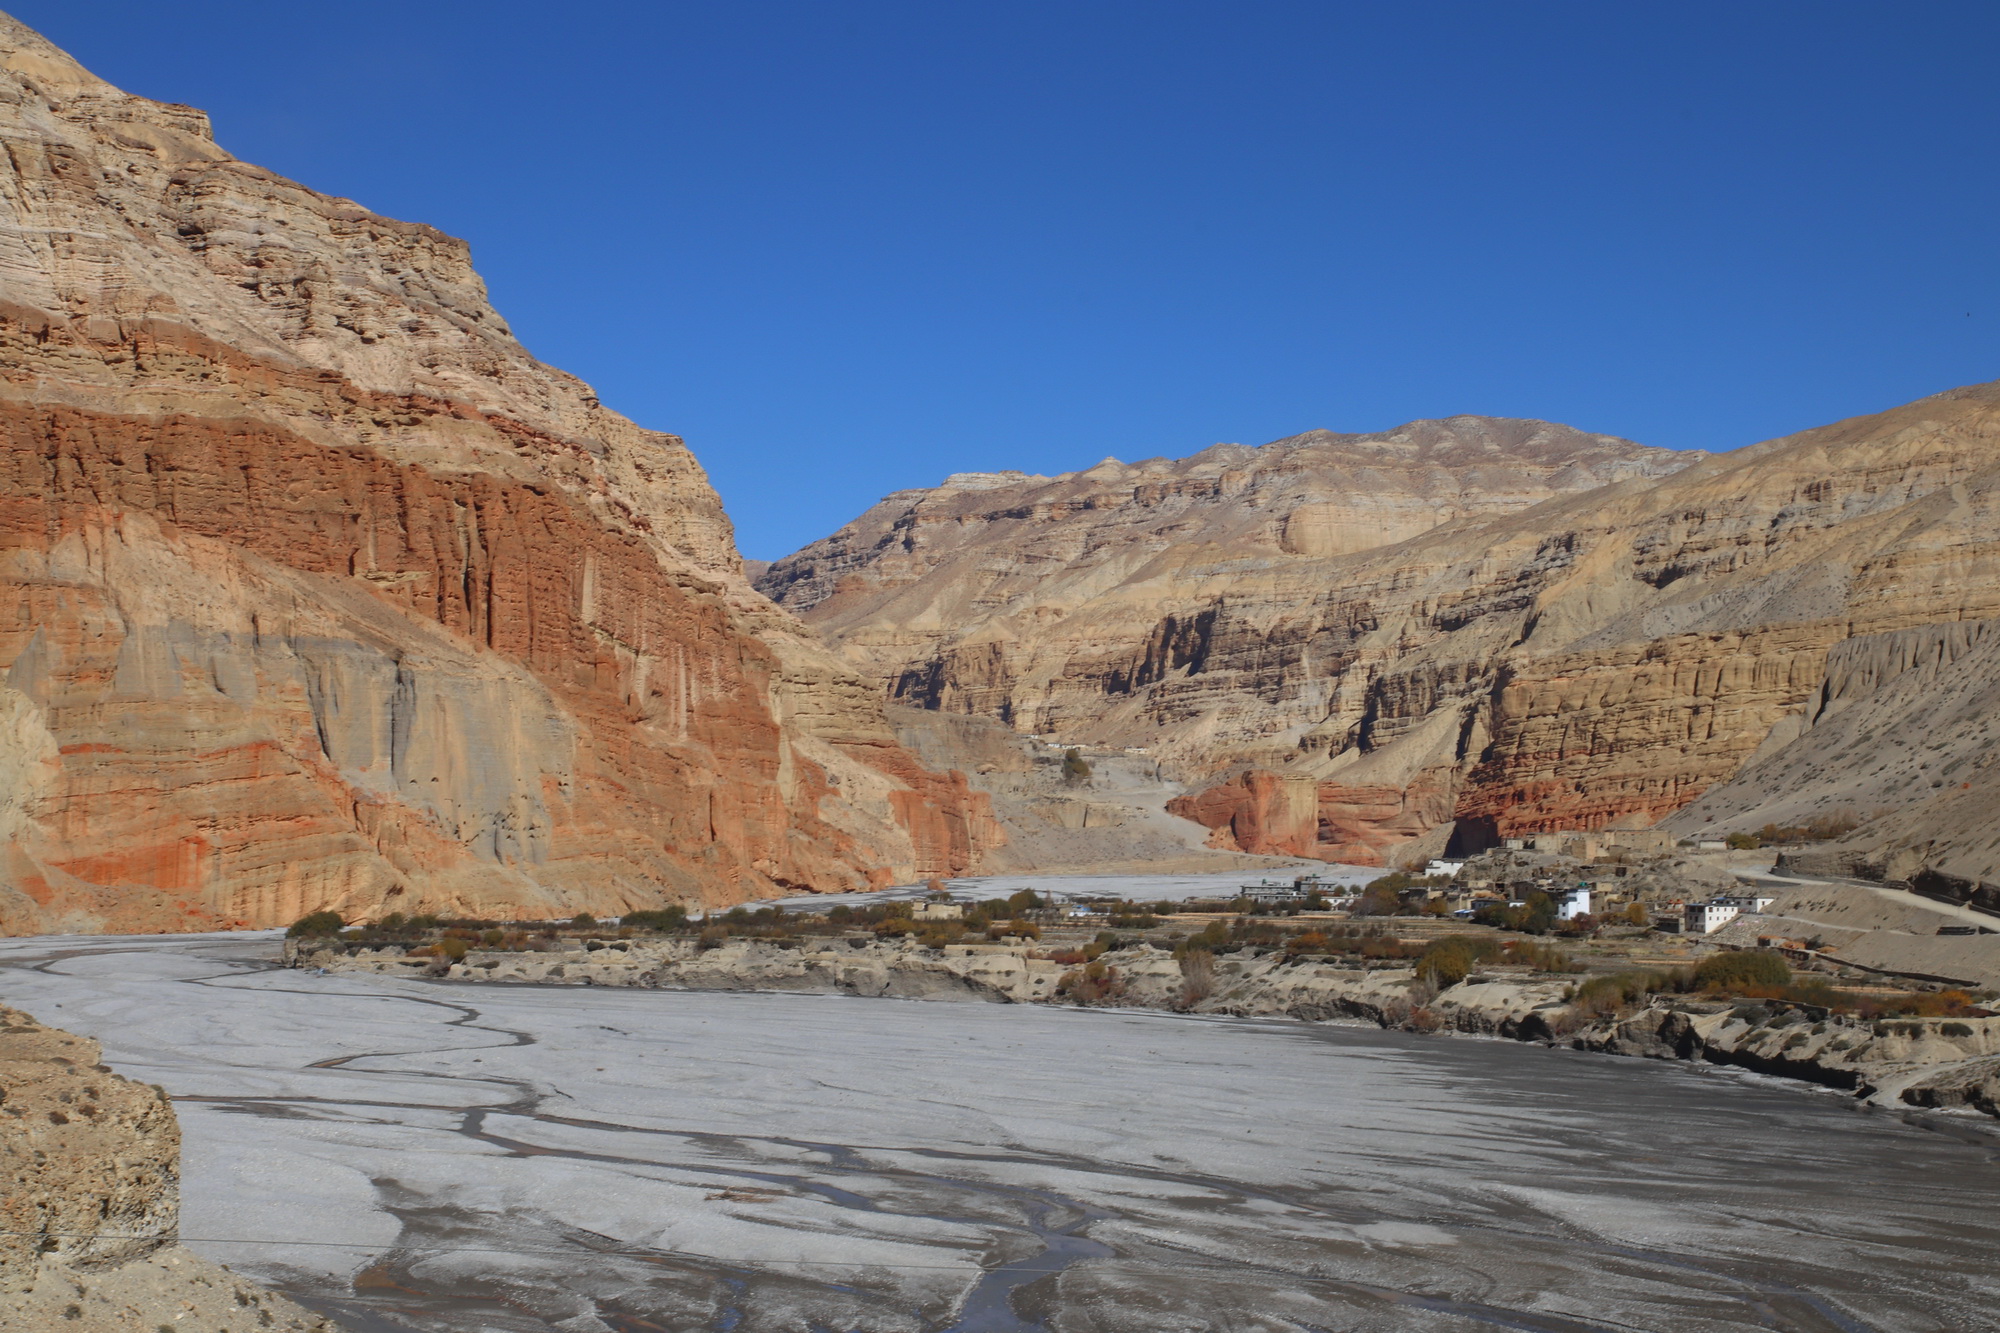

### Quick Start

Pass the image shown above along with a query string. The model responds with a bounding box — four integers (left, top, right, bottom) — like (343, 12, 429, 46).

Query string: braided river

(3, 931, 1996, 1333)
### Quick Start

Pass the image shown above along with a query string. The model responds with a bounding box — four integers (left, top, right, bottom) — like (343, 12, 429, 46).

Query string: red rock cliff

(0, 17, 996, 933)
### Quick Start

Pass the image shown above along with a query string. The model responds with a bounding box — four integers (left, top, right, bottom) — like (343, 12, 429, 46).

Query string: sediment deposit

(290, 933, 2000, 1122)
(0, 1003, 331, 1331)
(0, 15, 996, 934)
(17, 930, 2000, 1333)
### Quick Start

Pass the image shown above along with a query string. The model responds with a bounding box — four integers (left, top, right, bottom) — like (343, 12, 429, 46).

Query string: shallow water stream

(3, 932, 1996, 1333)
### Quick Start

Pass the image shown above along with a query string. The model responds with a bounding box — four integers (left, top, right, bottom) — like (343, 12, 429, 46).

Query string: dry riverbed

(293, 932, 2000, 1123)
(9, 931, 2000, 1333)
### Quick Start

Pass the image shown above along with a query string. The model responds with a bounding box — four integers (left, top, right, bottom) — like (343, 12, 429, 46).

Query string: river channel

(2, 932, 1995, 1333)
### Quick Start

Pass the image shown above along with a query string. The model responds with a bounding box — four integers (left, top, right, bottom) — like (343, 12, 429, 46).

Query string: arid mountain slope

(760, 417, 1697, 740)
(771, 380, 2000, 869)
(1669, 617, 2000, 896)
(0, 15, 995, 935)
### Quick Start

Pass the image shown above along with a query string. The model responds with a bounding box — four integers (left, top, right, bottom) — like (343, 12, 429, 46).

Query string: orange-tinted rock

(0, 18, 997, 933)
(1167, 771, 1320, 859)
(778, 352, 2000, 866)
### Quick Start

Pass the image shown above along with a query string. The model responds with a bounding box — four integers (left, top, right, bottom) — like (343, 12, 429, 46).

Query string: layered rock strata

(1670, 618, 2000, 894)
(769, 379, 2000, 869)
(0, 15, 996, 933)
(886, 707, 1305, 874)
(0, 1003, 331, 1331)
(760, 417, 1697, 732)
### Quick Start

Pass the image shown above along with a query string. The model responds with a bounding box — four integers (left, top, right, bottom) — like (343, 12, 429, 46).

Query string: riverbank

(288, 935, 2000, 1124)
(13, 930, 2000, 1332)
(0, 1004, 334, 1332)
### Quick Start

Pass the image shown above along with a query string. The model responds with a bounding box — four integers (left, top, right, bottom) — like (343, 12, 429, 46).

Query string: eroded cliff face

(1175, 382, 2000, 862)
(1671, 617, 2000, 892)
(760, 417, 1697, 727)
(769, 374, 2000, 867)
(0, 15, 995, 933)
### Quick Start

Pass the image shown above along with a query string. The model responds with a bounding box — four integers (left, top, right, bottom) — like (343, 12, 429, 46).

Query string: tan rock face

(770, 370, 2000, 867)
(0, 16, 997, 933)
(1673, 616, 2000, 889)
(0, 1003, 333, 1330)
(761, 418, 1698, 729)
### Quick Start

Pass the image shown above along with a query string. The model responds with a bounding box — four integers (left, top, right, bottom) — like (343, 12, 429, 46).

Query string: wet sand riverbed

(2, 931, 1996, 1333)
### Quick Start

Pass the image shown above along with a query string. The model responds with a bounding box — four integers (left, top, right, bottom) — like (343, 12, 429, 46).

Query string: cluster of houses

(905, 831, 1783, 938)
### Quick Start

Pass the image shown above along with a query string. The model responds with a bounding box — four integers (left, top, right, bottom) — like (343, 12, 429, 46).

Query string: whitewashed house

(1554, 886, 1591, 921)
(1685, 900, 1740, 934)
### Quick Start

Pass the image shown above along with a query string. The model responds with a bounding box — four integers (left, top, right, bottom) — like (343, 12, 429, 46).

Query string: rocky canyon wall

(0, 15, 995, 934)
(770, 377, 2000, 868)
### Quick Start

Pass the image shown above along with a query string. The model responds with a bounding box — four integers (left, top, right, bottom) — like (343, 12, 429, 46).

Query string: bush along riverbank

(284, 913, 2000, 1124)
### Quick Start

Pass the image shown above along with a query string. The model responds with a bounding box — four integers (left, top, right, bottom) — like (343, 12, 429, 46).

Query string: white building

(1554, 886, 1591, 921)
(1717, 893, 1776, 913)
(1685, 900, 1740, 935)
(1424, 859, 1467, 878)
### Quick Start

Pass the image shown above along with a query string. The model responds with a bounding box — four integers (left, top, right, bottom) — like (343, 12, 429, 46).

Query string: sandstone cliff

(0, 1003, 332, 1330)
(0, 14, 997, 934)
(759, 417, 1697, 728)
(765, 379, 2000, 870)
(1669, 618, 2000, 887)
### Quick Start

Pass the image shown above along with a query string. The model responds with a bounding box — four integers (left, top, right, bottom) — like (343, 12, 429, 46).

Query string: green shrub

(1183, 920, 1231, 953)
(1061, 748, 1093, 785)
(287, 910, 345, 938)
(1693, 951, 1790, 992)
(1568, 971, 1657, 1018)
(623, 906, 688, 932)
(1507, 940, 1582, 973)
(570, 912, 598, 929)
(1471, 892, 1559, 936)
(1416, 935, 1504, 987)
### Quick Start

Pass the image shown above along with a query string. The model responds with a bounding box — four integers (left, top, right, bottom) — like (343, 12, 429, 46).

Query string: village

(289, 820, 2000, 1025)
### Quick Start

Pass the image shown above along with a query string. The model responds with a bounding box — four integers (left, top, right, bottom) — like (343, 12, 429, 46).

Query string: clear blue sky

(17, 2, 2000, 558)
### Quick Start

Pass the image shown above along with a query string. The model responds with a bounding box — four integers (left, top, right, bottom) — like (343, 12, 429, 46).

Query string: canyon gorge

(2, 7, 1998, 936)
(0, 14, 1002, 935)
(763, 388, 2000, 889)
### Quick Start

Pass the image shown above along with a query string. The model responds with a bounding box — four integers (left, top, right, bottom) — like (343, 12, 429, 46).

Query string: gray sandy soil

(3, 932, 1998, 1333)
